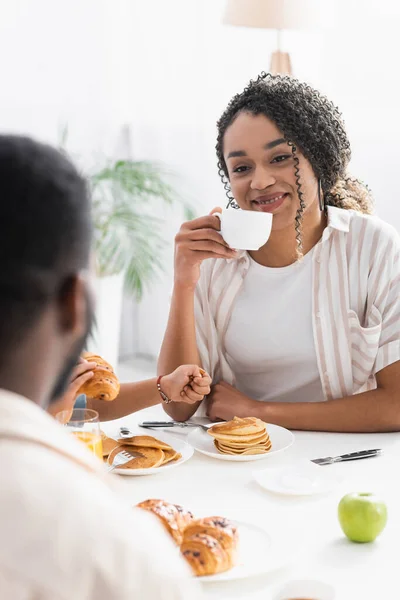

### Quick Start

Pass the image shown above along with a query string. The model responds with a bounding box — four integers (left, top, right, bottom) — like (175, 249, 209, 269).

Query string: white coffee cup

(215, 209, 272, 251)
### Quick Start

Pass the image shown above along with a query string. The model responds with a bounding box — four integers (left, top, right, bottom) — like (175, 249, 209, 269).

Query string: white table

(102, 405, 400, 600)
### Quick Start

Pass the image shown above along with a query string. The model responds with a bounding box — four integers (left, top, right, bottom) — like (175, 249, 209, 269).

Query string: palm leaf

(90, 158, 193, 299)
(58, 127, 193, 300)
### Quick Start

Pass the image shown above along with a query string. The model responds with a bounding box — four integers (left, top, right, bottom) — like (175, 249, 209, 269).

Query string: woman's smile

(250, 192, 289, 213)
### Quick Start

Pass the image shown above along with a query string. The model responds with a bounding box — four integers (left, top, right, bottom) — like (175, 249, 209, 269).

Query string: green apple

(338, 492, 387, 543)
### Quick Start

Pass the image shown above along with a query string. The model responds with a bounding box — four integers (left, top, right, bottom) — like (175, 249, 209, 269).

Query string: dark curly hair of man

(0, 135, 92, 359)
(216, 72, 373, 254)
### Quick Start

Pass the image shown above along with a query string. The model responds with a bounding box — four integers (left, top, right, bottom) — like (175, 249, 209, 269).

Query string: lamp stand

(269, 29, 292, 75)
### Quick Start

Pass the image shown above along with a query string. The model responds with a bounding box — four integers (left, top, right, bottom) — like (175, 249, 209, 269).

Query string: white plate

(199, 519, 292, 582)
(187, 423, 294, 462)
(253, 461, 343, 496)
(105, 428, 194, 476)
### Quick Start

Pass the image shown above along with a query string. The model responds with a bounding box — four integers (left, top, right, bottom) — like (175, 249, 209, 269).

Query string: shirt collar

(0, 388, 104, 473)
(326, 205, 351, 233)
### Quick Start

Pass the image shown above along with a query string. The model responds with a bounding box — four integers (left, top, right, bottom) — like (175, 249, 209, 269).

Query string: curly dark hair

(216, 72, 373, 255)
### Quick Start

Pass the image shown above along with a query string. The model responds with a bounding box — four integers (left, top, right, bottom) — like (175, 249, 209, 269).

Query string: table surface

(101, 405, 400, 600)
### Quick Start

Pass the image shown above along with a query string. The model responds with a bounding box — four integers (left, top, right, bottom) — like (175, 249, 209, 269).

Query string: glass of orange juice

(56, 408, 103, 460)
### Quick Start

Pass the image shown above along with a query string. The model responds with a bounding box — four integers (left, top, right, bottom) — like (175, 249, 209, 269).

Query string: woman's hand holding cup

(174, 207, 237, 289)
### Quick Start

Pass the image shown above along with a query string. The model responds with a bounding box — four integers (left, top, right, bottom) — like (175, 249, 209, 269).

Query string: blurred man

(0, 136, 201, 599)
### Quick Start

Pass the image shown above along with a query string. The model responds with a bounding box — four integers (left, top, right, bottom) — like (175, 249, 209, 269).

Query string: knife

(118, 423, 199, 439)
(311, 448, 383, 466)
(139, 421, 210, 431)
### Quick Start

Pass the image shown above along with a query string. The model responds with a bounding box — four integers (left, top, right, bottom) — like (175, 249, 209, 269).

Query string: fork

(107, 450, 134, 472)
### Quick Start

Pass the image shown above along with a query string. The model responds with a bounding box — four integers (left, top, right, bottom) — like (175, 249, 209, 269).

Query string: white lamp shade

(223, 0, 326, 30)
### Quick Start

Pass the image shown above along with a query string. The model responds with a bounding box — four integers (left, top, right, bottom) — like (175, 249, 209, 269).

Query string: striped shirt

(194, 206, 400, 402)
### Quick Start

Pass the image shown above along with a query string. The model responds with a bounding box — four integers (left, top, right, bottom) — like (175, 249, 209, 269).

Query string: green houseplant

(91, 158, 195, 300)
(59, 128, 195, 364)
(87, 158, 196, 365)
(59, 126, 195, 300)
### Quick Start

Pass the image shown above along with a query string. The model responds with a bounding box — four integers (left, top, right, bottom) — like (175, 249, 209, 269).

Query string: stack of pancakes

(207, 417, 272, 456)
(104, 434, 182, 470)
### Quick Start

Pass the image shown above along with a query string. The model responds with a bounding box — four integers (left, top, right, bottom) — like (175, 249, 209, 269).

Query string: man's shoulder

(0, 397, 198, 599)
(0, 445, 149, 591)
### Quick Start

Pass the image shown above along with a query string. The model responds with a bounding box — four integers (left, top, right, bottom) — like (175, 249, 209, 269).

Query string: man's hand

(47, 358, 96, 422)
(206, 381, 261, 421)
(161, 365, 212, 404)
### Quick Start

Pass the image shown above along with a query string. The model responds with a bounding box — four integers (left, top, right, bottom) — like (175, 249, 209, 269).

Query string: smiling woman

(158, 73, 400, 434)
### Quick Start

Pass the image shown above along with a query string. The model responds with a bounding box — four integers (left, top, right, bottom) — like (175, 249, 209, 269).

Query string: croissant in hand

(78, 353, 120, 401)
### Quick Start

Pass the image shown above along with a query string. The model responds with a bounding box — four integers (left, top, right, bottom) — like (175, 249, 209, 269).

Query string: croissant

(180, 533, 231, 576)
(183, 516, 238, 561)
(78, 353, 120, 401)
(136, 499, 194, 545)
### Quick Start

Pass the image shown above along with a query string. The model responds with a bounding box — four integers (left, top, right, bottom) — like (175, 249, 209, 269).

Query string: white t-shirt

(225, 250, 325, 403)
(0, 390, 202, 600)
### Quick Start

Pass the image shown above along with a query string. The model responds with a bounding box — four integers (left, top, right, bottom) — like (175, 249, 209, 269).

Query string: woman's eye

(271, 154, 291, 164)
(232, 165, 249, 174)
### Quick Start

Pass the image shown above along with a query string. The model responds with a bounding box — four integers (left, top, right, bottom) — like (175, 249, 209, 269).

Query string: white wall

(0, 1, 105, 152)
(1, 0, 399, 360)
(0, 0, 142, 356)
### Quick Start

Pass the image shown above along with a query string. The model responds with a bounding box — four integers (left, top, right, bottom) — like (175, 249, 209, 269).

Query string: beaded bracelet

(157, 375, 171, 404)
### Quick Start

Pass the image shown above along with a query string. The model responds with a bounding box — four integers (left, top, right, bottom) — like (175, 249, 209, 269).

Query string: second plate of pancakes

(188, 422, 294, 462)
(101, 428, 194, 475)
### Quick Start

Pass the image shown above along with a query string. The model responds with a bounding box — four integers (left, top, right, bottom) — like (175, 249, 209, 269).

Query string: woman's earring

(318, 179, 325, 211)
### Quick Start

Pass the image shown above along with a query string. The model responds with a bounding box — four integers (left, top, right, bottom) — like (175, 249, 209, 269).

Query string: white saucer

(253, 461, 342, 496)
(274, 579, 336, 600)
